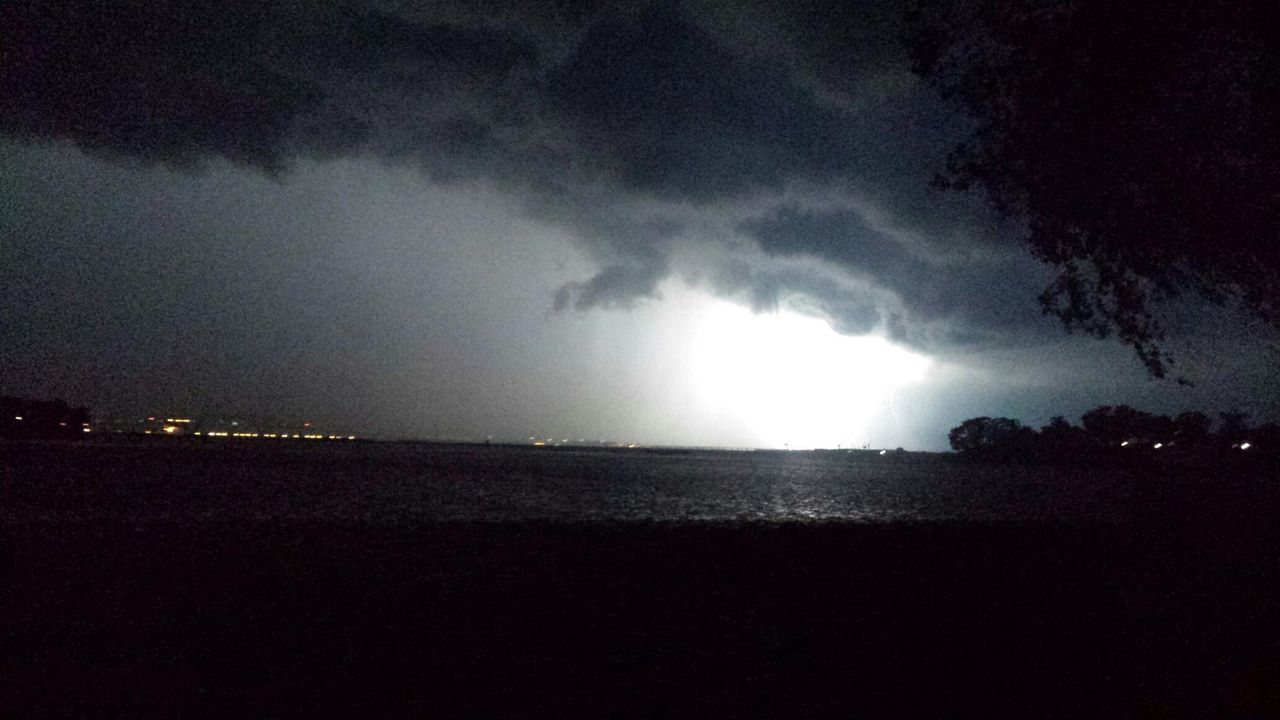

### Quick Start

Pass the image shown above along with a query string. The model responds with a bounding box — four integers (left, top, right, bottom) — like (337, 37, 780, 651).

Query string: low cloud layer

(1, 0, 1063, 357)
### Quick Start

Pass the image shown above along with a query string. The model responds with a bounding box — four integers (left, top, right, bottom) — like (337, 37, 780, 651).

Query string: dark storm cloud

(747, 207, 924, 291)
(742, 205, 1053, 344)
(2, 0, 541, 171)
(553, 262, 666, 312)
(702, 258, 885, 336)
(2, 0, 316, 169)
(545, 7, 855, 201)
(1, 0, 1044, 351)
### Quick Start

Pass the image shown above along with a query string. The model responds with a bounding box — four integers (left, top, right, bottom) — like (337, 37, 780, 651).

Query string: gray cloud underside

(2, 0, 1055, 354)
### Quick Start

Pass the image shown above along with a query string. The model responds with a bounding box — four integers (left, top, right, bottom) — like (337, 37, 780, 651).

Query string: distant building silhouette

(1, 396, 92, 439)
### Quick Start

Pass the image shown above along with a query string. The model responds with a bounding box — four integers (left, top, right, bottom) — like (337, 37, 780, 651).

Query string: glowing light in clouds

(692, 300, 929, 449)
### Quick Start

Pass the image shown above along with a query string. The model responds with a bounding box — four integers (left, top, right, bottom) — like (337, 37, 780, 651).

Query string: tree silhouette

(948, 416, 1034, 455)
(1039, 415, 1087, 453)
(1218, 411, 1251, 444)
(948, 405, 1276, 463)
(906, 0, 1280, 377)
(1080, 405, 1154, 446)
(1171, 411, 1212, 449)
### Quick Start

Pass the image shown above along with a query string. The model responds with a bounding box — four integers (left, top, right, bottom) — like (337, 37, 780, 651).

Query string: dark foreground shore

(2, 516, 1277, 718)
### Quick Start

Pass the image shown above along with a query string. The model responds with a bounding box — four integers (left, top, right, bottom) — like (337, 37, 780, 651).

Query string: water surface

(1, 439, 1225, 523)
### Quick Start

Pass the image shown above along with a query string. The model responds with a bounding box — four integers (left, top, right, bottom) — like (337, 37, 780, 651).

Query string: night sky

(3, 0, 1276, 449)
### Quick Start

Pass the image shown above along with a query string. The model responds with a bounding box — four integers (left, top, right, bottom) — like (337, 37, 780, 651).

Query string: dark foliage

(947, 416, 1035, 458)
(906, 0, 1280, 377)
(949, 405, 1278, 463)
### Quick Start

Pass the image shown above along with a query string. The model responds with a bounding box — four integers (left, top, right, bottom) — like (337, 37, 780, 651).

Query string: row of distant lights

(194, 431, 356, 440)
(139, 417, 356, 440)
(1121, 440, 1252, 450)
(529, 437, 639, 448)
(12, 416, 94, 433)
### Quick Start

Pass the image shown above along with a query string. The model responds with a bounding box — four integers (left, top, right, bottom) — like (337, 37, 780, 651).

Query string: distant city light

(162, 425, 179, 434)
(82, 427, 91, 433)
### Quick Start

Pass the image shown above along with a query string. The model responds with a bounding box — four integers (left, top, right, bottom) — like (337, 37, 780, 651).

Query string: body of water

(5, 438, 1254, 523)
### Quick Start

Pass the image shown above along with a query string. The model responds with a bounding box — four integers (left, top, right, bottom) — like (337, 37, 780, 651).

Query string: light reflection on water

(0, 441, 1178, 524)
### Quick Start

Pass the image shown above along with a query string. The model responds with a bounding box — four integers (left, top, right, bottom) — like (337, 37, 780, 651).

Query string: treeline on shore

(0, 396, 92, 439)
(948, 406, 1277, 465)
